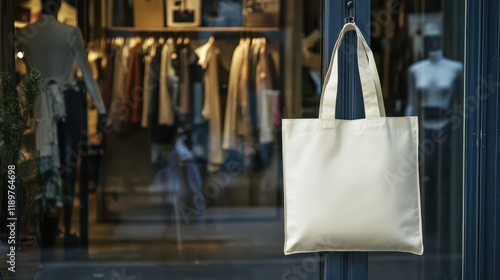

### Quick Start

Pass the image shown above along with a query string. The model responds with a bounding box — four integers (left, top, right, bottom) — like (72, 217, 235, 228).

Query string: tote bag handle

(319, 23, 386, 119)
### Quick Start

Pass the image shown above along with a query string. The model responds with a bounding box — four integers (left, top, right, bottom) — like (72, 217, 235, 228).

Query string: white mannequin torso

(406, 51, 463, 129)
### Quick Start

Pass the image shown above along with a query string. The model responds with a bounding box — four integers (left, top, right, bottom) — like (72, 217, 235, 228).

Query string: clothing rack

(104, 26, 280, 40)
(98, 25, 286, 223)
(106, 26, 281, 32)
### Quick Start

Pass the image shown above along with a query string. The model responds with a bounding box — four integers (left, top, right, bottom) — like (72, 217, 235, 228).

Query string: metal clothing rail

(104, 26, 282, 39)
(106, 26, 281, 32)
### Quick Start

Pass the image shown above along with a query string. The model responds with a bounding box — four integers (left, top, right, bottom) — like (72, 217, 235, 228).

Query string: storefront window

(368, 0, 465, 279)
(1, 0, 469, 279)
(2, 0, 322, 279)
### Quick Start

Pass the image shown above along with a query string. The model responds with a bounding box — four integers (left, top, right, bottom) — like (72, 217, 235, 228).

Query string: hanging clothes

(218, 53, 230, 129)
(141, 38, 156, 128)
(149, 41, 177, 160)
(179, 47, 191, 115)
(121, 41, 144, 124)
(190, 70, 207, 162)
(109, 39, 128, 127)
(223, 38, 252, 153)
(238, 39, 252, 142)
(184, 46, 205, 162)
(37, 81, 68, 207)
(255, 38, 275, 145)
(172, 40, 200, 118)
(248, 38, 262, 134)
(100, 35, 280, 172)
(255, 38, 278, 169)
(102, 43, 116, 111)
(159, 38, 177, 126)
(195, 37, 224, 171)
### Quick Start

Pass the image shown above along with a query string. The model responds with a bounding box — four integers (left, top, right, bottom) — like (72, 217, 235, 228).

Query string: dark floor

(38, 258, 321, 280)
(32, 252, 461, 280)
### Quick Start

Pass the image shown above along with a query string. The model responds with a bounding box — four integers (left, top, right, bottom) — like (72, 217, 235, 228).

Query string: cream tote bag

(283, 23, 423, 255)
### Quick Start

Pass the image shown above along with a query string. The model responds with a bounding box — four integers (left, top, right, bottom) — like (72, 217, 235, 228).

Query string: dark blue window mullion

(463, 0, 484, 278)
(322, 1, 344, 279)
(457, 0, 500, 278)
(322, 2, 347, 278)
(464, 0, 500, 279)
(322, 0, 370, 279)
(482, 1, 500, 278)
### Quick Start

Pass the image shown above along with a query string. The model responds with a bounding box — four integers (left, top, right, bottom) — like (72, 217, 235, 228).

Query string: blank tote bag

(282, 23, 423, 255)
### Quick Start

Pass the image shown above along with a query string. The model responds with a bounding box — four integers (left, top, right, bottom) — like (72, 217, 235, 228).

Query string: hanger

(176, 34, 184, 45)
(240, 31, 247, 43)
(113, 37, 124, 46)
(134, 36, 141, 45)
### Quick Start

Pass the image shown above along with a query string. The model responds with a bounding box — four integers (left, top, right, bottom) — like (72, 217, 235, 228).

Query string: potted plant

(0, 69, 44, 280)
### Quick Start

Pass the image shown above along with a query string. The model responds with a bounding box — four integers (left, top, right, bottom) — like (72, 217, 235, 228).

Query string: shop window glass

(368, 0, 465, 279)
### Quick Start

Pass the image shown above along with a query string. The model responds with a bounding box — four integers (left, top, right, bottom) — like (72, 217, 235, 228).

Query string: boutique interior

(11, 0, 320, 267)
(4, 0, 465, 278)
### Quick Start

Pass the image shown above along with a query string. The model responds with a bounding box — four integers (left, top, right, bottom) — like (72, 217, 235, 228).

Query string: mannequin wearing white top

(17, 0, 106, 258)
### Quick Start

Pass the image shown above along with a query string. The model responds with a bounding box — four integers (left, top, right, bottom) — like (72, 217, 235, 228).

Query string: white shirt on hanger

(195, 36, 224, 170)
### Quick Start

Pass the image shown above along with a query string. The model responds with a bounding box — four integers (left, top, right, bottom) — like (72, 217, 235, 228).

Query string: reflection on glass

(369, 0, 464, 279)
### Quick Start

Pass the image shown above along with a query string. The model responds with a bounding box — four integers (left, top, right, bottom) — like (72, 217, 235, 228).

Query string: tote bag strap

(319, 23, 386, 119)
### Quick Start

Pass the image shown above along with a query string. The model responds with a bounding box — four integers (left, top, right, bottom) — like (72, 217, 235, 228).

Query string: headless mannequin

(17, 0, 106, 259)
(405, 36, 462, 238)
(405, 37, 463, 129)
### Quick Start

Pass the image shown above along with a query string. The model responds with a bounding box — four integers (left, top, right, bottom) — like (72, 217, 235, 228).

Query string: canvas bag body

(282, 23, 423, 255)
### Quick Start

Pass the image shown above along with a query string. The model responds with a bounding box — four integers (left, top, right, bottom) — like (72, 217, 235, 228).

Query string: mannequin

(405, 36, 463, 128)
(17, 0, 106, 259)
(405, 35, 462, 237)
